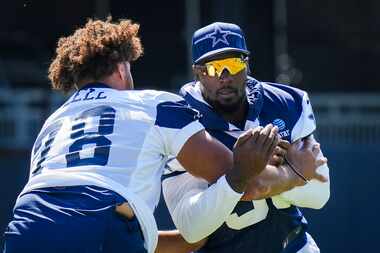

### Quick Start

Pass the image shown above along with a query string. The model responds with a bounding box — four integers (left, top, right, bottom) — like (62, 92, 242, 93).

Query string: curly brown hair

(48, 18, 143, 93)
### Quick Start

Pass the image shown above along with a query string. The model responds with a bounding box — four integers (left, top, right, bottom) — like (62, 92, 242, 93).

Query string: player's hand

(286, 137, 328, 185)
(226, 124, 279, 193)
(268, 139, 290, 166)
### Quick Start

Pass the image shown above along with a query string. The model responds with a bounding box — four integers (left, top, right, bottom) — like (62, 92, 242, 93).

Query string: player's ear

(192, 65, 199, 80)
(246, 64, 251, 75)
(117, 62, 127, 81)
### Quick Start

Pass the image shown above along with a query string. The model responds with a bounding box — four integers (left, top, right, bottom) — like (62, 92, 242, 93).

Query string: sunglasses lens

(205, 58, 246, 77)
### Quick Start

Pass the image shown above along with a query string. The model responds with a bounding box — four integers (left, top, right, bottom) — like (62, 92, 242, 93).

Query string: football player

(2, 19, 280, 253)
(162, 22, 330, 253)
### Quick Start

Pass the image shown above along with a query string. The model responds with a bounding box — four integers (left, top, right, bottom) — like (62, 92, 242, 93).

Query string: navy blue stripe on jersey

(266, 82, 305, 104)
(155, 100, 202, 129)
(183, 93, 229, 131)
(206, 130, 237, 150)
(246, 77, 264, 121)
(231, 201, 254, 216)
(263, 82, 304, 120)
(161, 171, 187, 181)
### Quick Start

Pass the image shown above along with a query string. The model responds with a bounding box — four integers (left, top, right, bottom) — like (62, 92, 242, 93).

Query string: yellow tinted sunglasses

(204, 57, 246, 77)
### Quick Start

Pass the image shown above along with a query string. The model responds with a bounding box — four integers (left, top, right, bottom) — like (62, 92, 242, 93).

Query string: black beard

(211, 95, 245, 114)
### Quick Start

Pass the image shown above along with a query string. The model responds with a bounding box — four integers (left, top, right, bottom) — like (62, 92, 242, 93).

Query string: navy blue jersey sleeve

(155, 100, 202, 129)
(260, 82, 316, 142)
(154, 100, 204, 156)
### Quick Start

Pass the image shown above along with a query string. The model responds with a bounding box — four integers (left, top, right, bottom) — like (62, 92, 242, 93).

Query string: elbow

(285, 181, 330, 209)
(303, 185, 330, 209)
(179, 225, 206, 244)
(172, 210, 209, 244)
(174, 209, 217, 243)
(241, 178, 270, 201)
(182, 234, 201, 244)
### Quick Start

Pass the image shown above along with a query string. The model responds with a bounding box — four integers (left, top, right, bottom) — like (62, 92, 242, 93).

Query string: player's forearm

(165, 175, 242, 243)
(241, 164, 303, 201)
(156, 230, 206, 253)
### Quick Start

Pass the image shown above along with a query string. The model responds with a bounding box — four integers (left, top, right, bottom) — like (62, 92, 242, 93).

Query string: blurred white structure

(311, 93, 380, 145)
(0, 88, 66, 149)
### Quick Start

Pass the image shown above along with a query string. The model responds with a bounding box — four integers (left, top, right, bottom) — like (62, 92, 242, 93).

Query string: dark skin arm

(286, 135, 328, 182)
(156, 231, 207, 253)
(176, 124, 278, 193)
(241, 164, 299, 201)
(176, 128, 328, 201)
(175, 124, 304, 199)
(241, 135, 328, 201)
(175, 129, 233, 183)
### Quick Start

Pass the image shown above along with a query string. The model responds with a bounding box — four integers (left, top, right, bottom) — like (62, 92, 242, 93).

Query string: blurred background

(1, 1, 379, 252)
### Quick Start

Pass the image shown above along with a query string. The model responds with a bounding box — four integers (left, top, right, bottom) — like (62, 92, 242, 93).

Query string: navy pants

(3, 185, 147, 253)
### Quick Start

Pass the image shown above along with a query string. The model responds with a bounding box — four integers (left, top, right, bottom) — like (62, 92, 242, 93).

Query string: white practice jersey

(20, 83, 204, 253)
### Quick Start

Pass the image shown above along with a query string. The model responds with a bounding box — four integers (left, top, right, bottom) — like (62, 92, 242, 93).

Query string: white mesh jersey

(20, 83, 204, 253)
